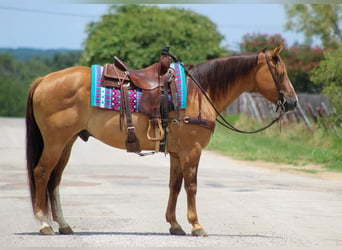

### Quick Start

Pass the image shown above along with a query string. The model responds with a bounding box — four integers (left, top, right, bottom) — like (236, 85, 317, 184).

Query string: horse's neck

(211, 69, 255, 112)
(207, 66, 255, 112)
(188, 54, 258, 115)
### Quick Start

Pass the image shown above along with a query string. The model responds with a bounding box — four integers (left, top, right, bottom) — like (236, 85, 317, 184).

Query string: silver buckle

(183, 116, 190, 123)
(127, 126, 135, 132)
(171, 119, 179, 125)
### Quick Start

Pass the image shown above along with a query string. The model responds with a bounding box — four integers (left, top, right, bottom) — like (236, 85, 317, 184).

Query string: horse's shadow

(15, 231, 281, 239)
(15, 231, 173, 236)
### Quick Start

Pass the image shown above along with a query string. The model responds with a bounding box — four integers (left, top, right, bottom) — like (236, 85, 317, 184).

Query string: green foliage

(80, 4, 227, 68)
(239, 33, 324, 93)
(206, 115, 342, 172)
(284, 4, 342, 49)
(239, 33, 285, 53)
(45, 51, 82, 71)
(0, 52, 81, 117)
(285, 44, 324, 93)
(0, 54, 28, 117)
(311, 46, 342, 125)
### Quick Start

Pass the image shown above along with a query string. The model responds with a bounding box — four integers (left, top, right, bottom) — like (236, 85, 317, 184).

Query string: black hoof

(59, 226, 74, 235)
(169, 226, 186, 235)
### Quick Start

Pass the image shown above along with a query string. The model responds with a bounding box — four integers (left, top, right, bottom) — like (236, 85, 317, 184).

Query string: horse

(26, 43, 297, 236)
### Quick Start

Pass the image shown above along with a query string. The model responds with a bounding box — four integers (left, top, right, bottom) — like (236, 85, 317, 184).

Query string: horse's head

(255, 43, 298, 112)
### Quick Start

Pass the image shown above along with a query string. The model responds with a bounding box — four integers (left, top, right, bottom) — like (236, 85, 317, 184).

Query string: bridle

(264, 49, 287, 113)
(167, 49, 285, 134)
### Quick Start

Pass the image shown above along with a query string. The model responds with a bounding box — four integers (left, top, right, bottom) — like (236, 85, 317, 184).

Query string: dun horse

(26, 44, 297, 236)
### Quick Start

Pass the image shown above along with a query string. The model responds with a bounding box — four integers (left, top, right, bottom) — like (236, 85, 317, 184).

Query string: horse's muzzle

(283, 97, 297, 111)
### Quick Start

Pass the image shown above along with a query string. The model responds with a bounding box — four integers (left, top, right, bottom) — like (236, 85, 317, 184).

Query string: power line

(0, 5, 99, 19)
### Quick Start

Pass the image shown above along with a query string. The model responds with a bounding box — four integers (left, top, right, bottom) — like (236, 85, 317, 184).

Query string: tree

(284, 4, 342, 49)
(285, 44, 323, 93)
(239, 33, 324, 93)
(80, 4, 228, 68)
(0, 52, 81, 117)
(45, 51, 82, 71)
(239, 33, 285, 53)
(311, 46, 342, 124)
(0, 53, 27, 117)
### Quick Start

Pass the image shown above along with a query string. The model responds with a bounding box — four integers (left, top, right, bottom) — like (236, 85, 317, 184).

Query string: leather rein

(168, 50, 285, 134)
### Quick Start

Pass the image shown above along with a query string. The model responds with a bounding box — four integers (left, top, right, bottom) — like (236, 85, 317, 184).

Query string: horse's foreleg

(166, 153, 186, 235)
(48, 138, 76, 235)
(182, 145, 207, 236)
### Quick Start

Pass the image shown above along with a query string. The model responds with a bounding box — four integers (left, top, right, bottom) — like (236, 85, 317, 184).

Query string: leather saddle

(101, 55, 171, 90)
(100, 51, 177, 154)
(101, 55, 172, 119)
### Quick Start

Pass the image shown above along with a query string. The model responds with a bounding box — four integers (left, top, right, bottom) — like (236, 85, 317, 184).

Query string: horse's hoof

(59, 226, 74, 235)
(192, 228, 208, 237)
(169, 225, 186, 235)
(40, 226, 55, 235)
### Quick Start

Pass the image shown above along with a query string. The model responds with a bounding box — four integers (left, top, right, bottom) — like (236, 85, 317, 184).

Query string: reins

(166, 49, 284, 134)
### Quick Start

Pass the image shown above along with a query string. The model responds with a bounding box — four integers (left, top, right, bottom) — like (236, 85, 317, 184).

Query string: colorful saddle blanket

(90, 63, 187, 112)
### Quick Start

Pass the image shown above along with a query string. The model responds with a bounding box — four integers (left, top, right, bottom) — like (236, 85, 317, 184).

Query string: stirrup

(147, 119, 165, 141)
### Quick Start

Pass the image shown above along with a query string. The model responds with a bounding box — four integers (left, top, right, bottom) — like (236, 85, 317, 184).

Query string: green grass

(206, 115, 342, 172)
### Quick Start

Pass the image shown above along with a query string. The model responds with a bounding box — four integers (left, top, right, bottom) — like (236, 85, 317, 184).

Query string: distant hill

(0, 48, 81, 61)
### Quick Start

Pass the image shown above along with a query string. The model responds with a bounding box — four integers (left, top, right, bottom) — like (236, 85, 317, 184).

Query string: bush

(311, 45, 342, 126)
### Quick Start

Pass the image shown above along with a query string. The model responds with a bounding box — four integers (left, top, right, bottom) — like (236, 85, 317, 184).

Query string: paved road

(0, 117, 341, 247)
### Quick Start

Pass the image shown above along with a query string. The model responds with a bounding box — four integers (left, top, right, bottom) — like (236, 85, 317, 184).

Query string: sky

(0, 1, 312, 51)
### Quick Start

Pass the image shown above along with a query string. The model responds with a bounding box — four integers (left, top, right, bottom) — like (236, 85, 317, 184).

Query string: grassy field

(205, 115, 342, 173)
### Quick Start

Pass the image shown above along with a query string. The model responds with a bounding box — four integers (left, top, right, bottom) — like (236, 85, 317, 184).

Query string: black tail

(25, 77, 44, 211)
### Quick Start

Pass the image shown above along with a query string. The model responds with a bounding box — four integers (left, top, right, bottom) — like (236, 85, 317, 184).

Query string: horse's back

(34, 66, 90, 97)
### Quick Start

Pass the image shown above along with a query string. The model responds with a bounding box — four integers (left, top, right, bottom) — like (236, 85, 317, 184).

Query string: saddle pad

(171, 62, 187, 109)
(90, 63, 187, 111)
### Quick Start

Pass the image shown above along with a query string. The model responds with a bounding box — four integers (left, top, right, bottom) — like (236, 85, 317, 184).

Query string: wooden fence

(225, 93, 340, 131)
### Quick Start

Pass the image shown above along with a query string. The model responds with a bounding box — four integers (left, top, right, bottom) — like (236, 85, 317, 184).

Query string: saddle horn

(114, 56, 129, 71)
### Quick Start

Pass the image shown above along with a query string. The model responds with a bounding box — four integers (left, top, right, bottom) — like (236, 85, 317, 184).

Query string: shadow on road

(15, 231, 282, 239)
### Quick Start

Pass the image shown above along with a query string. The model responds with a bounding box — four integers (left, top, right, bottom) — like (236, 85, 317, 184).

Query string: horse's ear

(261, 47, 267, 53)
(271, 42, 284, 57)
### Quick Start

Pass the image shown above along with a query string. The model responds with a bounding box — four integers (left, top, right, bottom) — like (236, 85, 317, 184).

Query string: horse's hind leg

(48, 137, 77, 235)
(166, 153, 186, 235)
(33, 140, 67, 235)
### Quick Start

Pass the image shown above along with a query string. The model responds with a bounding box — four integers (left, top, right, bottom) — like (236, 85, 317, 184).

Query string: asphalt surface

(0, 117, 341, 247)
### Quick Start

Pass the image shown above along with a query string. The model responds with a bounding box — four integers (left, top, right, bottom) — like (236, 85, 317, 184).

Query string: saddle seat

(114, 56, 171, 90)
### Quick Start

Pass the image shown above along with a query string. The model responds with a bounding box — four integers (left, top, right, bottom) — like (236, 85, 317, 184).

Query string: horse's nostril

(283, 99, 297, 111)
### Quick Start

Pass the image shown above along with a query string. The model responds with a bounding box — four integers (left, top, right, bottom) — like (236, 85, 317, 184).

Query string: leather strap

(169, 69, 179, 109)
(159, 70, 173, 153)
(183, 116, 216, 132)
(122, 83, 141, 153)
(264, 51, 285, 111)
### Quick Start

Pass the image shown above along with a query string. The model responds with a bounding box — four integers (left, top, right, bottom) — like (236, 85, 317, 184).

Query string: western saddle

(101, 46, 179, 155)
